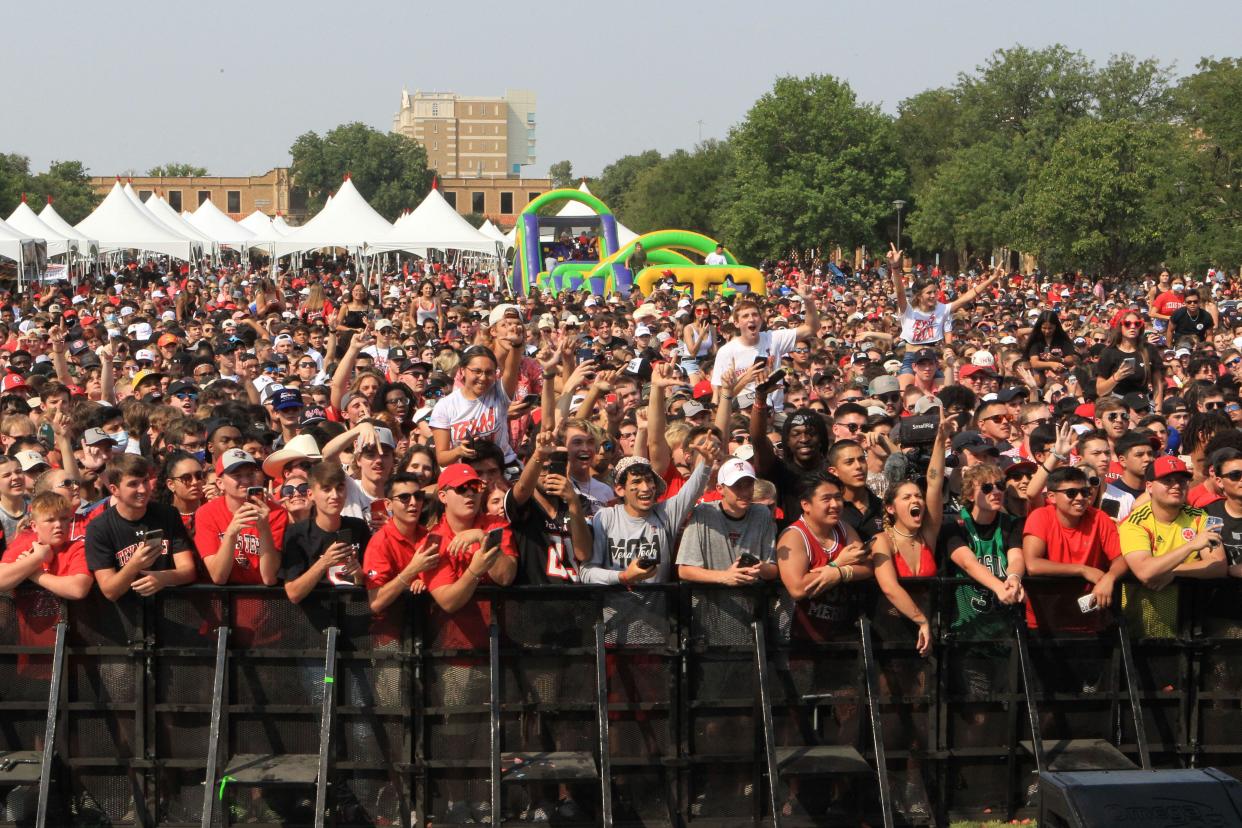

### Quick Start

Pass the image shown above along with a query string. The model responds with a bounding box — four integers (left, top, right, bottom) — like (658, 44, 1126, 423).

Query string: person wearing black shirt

(1096, 310, 1164, 403)
(504, 432, 591, 584)
(86, 455, 196, 601)
(750, 405, 831, 530)
(1204, 448, 1242, 571)
(828, 440, 885, 542)
(1169, 289, 1215, 342)
(281, 463, 373, 604)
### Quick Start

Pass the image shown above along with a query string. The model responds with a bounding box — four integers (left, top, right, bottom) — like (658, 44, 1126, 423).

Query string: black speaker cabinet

(1038, 767, 1242, 827)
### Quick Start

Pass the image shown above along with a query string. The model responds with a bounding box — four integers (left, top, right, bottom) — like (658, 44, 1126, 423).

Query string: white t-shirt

(705, 251, 728, 266)
(711, 329, 798, 412)
(341, 474, 377, 524)
(899, 302, 954, 345)
(1101, 483, 1137, 523)
(361, 345, 391, 375)
(429, 384, 516, 462)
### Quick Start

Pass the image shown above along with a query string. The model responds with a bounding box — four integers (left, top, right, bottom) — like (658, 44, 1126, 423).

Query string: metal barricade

(0, 577, 1240, 826)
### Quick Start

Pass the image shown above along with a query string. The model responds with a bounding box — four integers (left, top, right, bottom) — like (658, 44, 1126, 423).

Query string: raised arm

(793, 289, 819, 342)
(331, 329, 368, 411)
(921, 418, 953, 545)
(949, 266, 1003, 313)
(646, 363, 681, 475)
(887, 244, 908, 315)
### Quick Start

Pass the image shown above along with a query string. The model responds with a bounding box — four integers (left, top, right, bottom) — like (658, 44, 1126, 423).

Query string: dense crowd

(0, 245, 1240, 655)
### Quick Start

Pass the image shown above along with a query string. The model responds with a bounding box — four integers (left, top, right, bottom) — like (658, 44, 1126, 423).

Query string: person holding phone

(193, 448, 288, 586)
(676, 458, 777, 585)
(363, 473, 439, 615)
(281, 463, 372, 603)
(505, 433, 591, 584)
(86, 454, 197, 602)
(1096, 310, 1164, 405)
(709, 290, 818, 411)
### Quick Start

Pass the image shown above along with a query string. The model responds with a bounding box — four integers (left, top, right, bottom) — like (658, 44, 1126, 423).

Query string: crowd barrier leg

(35, 620, 65, 828)
(487, 620, 500, 827)
(595, 620, 613, 828)
(1115, 616, 1152, 770)
(752, 619, 783, 827)
(858, 616, 895, 828)
(214, 625, 339, 828)
(199, 625, 229, 828)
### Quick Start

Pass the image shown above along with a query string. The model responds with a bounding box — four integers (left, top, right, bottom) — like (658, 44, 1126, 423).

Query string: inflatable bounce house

(509, 187, 764, 298)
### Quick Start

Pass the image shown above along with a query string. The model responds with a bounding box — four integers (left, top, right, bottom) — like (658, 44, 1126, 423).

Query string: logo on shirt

(449, 409, 497, 443)
(609, 536, 659, 566)
(1182, 527, 1196, 542)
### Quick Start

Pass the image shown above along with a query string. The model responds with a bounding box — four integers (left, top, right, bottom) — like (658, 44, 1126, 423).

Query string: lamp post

(892, 199, 907, 246)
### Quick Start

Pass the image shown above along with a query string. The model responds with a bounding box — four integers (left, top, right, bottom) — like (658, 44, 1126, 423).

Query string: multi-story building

(392, 89, 537, 178)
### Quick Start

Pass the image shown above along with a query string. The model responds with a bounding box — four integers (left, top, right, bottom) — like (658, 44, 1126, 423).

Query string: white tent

(272, 215, 293, 234)
(0, 218, 40, 270)
(479, 219, 507, 244)
(128, 186, 218, 254)
(185, 199, 257, 249)
(271, 177, 393, 256)
(556, 181, 638, 245)
(240, 210, 282, 237)
(77, 181, 201, 260)
(375, 187, 497, 255)
(38, 200, 98, 255)
(7, 198, 74, 258)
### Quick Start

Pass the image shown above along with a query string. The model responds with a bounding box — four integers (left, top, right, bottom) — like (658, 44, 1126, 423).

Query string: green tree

(0, 153, 32, 220)
(548, 160, 575, 190)
(1016, 120, 1195, 274)
(289, 122, 433, 221)
(1174, 57, 1242, 266)
(894, 88, 962, 192)
(623, 140, 731, 237)
(146, 163, 208, 177)
(461, 211, 487, 229)
(592, 150, 662, 216)
(29, 161, 101, 225)
(717, 74, 905, 262)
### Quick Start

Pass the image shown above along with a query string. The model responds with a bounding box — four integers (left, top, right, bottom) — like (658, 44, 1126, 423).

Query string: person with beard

(506, 432, 591, 584)
(826, 439, 885, 542)
(750, 403, 830, 530)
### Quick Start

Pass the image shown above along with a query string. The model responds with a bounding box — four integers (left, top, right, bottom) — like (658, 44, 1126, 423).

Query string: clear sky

(4, 0, 1240, 181)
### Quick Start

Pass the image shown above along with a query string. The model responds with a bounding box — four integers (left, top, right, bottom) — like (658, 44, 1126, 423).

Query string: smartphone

(752, 355, 769, 368)
(757, 369, 787, 394)
(577, 348, 596, 363)
(547, 450, 569, 478)
(1100, 499, 1120, 518)
(737, 553, 760, 568)
(485, 527, 505, 550)
(1122, 357, 1137, 372)
(636, 556, 659, 571)
(521, 394, 540, 406)
(247, 486, 265, 499)
(1206, 515, 1225, 547)
(145, 528, 166, 554)
(370, 499, 389, 522)
(335, 529, 354, 547)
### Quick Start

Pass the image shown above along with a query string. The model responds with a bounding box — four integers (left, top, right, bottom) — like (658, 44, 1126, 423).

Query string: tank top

(888, 530, 937, 578)
(785, 518, 851, 640)
(416, 299, 439, 325)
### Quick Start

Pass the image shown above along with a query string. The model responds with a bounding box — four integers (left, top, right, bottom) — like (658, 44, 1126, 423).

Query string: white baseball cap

(635, 324, 652, 337)
(719, 458, 757, 487)
(487, 304, 520, 326)
(971, 350, 996, 368)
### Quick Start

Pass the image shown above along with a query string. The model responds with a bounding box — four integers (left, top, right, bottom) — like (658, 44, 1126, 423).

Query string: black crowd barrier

(1, 577, 1241, 826)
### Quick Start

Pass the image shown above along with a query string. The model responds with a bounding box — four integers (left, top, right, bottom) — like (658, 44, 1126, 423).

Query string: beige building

(89, 168, 307, 223)
(392, 89, 537, 178)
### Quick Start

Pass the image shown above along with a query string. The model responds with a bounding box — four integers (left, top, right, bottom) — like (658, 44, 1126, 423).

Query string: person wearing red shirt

(424, 464, 517, 611)
(1022, 466, 1127, 630)
(1151, 282, 1187, 342)
(364, 472, 440, 615)
(194, 448, 288, 586)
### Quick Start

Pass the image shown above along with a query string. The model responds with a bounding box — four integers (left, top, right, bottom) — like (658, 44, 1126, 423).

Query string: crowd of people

(0, 244, 1240, 655)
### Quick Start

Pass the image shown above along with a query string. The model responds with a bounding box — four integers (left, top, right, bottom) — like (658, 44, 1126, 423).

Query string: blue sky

(3, 0, 1239, 180)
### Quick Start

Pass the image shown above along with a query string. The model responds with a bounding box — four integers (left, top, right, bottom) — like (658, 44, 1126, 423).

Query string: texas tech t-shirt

(85, 503, 192, 575)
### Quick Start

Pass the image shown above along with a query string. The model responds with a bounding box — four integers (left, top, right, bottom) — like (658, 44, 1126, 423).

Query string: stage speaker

(1038, 767, 1242, 827)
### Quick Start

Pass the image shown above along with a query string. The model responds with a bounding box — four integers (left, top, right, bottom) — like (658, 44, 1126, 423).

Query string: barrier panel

(0, 578, 1238, 826)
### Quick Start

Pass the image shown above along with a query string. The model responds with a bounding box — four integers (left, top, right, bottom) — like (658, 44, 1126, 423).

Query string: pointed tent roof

(478, 219, 507, 243)
(272, 215, 293, 234)
(131, 187, 218, 251)
(38, 200, 98, 253)
(185, 198, 257, 248)
(555, 181, 638, 244)
(375, 187, 498, 255)
(76, 181, 200, 260)
(271, 177, 394, 256)
(7, 197, 73, 257)
(0, 217, 40, 268)
(239, 210, 281, 237)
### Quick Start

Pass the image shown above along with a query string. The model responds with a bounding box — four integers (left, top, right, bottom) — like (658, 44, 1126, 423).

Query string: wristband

(466, 568, 485, 580)
(397, 572, 412, 586)
(1050, 450, 1068, 461)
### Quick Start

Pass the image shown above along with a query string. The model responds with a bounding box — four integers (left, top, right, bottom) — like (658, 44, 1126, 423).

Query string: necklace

(891, 525, 918, 539)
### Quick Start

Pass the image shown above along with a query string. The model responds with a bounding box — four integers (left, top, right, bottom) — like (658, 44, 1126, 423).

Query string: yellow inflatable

(635, 265, 767, 298)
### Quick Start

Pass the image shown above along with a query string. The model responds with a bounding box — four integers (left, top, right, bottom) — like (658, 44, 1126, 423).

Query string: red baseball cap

(1075, 402, 1096, 419)
(438, 463, 482, 489)
(1149, 455, 1192, 481)
(1, 374, 28, 392)
(693, 380, 713, 400)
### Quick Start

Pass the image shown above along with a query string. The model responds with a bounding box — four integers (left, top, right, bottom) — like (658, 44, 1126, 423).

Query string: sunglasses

(981, 414, 1011, 424)
(878, 392, 901, 403)
(978, 482, 1001, 495)
(838, 422, 861, 433)
(54, 479, 83, 489)
(298, 362, 316, 369)
(172, 471, 206, 485)
(174, 392, 198, 401)
(839, 396, 863, 403)
(1104, 412, 1127, 421)
(280, 483, 310, 498)
(1022, 417, 1051, 427)
(1121, 321, 1143, 328)
(386, 397, 409, 406)
(391, 490, 426, 505)
(1054, 486, 1092, 500)
(1206, 401, 1226, 411)
(1220, 470, 1242, 482)
(450, 483, 484, 496)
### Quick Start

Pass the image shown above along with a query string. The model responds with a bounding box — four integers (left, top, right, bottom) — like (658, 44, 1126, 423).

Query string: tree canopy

(146, 163, 208, 177)
(289, 122, 433, 222)
(0, 154, 100, 225)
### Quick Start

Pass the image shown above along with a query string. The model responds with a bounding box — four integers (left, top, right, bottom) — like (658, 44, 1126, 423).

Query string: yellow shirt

(1118, 504, 1204, 639)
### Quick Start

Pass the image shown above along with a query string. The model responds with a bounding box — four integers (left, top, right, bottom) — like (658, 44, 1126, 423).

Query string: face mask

(109, 430, 129, 453)
(191, 449, 207, 463)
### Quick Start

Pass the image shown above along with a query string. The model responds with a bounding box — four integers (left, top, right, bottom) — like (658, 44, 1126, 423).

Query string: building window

(168, 191, 182, 212)
(471, 192, 485, 213)
(444, 191, 457, 209)
(500, 192, 513, 214)
(528, 192, 540, 203)
(433, 141, 438, 151)
(431, 103, 438, 116)
(227, 190, 241, 213)
(468, 104, 473, 116)
(138, 190, 153, 202)
(433, 122, 438, 134)
(198, 190, 211, 206)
